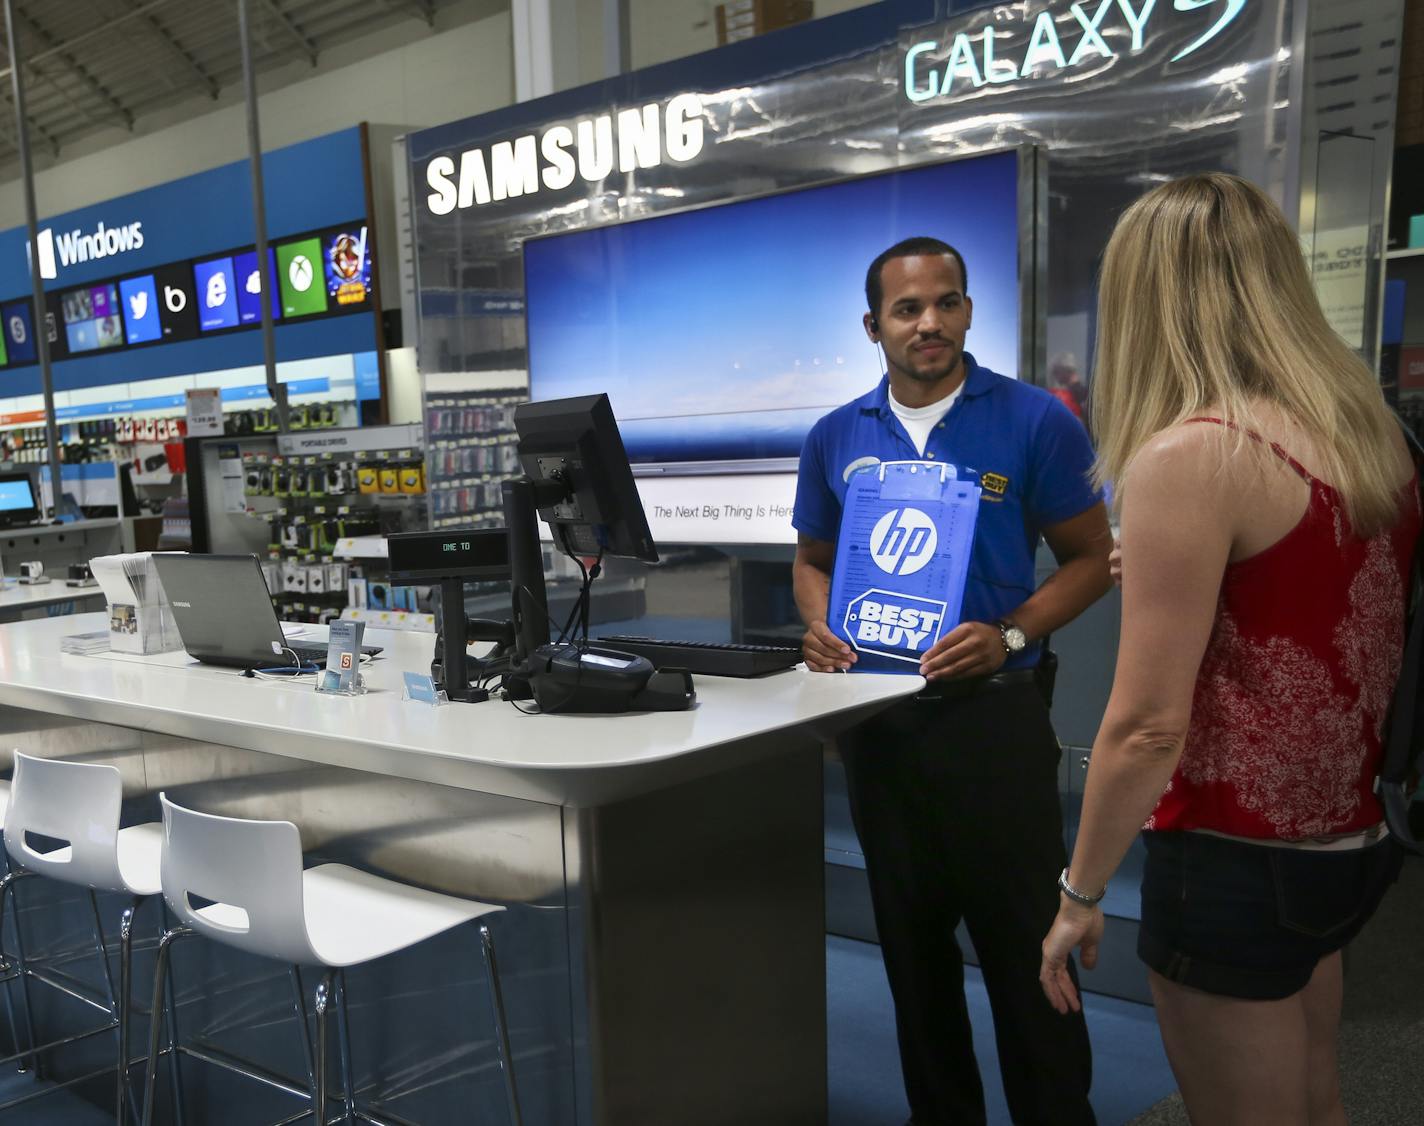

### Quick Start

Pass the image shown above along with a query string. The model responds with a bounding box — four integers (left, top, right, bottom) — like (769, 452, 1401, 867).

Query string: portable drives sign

(829, 461, 981, 671)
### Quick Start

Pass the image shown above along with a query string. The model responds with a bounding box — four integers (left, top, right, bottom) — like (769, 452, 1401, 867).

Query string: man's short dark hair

(865, 237, 969, 315)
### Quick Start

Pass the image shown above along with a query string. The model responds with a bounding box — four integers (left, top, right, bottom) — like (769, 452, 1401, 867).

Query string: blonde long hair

(1090, 173, 1403, 536)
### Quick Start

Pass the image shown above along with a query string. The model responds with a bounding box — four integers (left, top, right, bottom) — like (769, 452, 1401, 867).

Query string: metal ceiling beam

(385, 0, 436, 26)
(0, 92, 57, 157)
(25, 55, 105, 126)
(15, 8, 134, 129)
(0, 0, 175, 83)
(259, 0, 318, 65)
(131, 2, 222, 99)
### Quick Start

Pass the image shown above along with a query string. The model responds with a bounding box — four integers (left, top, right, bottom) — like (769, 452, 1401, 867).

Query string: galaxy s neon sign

(904, 0, 1248, 102)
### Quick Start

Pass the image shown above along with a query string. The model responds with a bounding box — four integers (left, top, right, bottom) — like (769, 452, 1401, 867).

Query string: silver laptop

(152, 553, 381, 669)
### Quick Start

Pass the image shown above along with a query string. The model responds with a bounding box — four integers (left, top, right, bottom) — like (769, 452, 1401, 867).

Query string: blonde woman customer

(1038, 173, 1420, 1126)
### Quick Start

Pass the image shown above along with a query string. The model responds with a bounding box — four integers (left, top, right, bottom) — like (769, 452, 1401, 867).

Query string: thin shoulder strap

(1183, 417, 1314, 484)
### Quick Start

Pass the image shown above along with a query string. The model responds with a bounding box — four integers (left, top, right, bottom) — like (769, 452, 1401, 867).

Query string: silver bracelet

(1058, 868, 1105, 907)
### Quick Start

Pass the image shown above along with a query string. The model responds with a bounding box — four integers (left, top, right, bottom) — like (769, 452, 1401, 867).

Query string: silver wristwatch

(997, 619, 1027, 655)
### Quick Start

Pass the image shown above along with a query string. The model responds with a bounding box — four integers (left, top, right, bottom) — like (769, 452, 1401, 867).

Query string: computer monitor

(514, 393, 657, 562)
(505, 394, 658, 665)
(0, 471, 40, 529)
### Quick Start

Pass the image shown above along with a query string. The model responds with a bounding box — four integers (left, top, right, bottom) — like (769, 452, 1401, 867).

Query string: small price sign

(186, 388, 223, 437)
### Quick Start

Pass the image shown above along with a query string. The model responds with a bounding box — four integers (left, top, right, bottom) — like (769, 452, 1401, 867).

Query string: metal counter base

(0, 708, 829, 1125)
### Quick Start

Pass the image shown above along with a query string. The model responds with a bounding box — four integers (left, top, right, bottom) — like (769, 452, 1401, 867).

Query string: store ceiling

(0, 0, 473, 166)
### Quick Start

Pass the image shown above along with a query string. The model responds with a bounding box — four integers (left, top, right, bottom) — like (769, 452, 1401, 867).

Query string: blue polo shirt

(793, 353, 1101, 671)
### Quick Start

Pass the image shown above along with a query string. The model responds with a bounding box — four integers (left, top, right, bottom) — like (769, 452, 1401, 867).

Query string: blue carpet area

(828, 935, 1177, 1126)
(0, 1070, 110, 1124)
(7, 936, 1175, 1124)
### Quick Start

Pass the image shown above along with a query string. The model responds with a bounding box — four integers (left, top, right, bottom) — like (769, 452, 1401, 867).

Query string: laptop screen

(151, 554, 290, 667)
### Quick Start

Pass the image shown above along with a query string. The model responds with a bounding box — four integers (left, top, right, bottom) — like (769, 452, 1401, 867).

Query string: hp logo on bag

(869, 507, 938, 576)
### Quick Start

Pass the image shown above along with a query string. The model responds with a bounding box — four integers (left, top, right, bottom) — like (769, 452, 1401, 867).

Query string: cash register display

(386, 528, 508, 582)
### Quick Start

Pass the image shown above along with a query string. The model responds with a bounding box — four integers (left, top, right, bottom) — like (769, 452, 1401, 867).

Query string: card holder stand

(316, 670, 367, 696)
(402, 671, 449, 706)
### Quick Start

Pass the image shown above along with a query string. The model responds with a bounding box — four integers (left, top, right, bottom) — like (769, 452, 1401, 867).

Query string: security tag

(828, 460, 980, 673)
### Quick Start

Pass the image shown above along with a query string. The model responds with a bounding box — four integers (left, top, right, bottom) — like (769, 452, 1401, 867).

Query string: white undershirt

(889, 384, 962, 456)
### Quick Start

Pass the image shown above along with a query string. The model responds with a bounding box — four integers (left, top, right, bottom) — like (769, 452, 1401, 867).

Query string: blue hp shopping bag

(829, 460, 981, 673)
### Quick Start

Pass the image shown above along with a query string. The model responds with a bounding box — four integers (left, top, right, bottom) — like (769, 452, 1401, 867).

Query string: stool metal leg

(161, 922, 186, 1126)
(1, 871, 40, 1075)
(334, 971, 356, 1124)
(0, 950, 18, 1068)
(86, 891, 122, 1018)
(289, 965, 317, 1097)
(478, 923, 522, 1126)
(314, 971, 336, 1126)
(139, 927, 192, 1126)
(117, 904, 136, 1126)
(0, 871, 32, 1072)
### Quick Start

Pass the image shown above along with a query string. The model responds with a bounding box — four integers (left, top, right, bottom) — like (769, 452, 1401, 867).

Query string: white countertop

(0, 613, 921, 806)
(0, 518, 121, 539)
(0, 579, 105, 611)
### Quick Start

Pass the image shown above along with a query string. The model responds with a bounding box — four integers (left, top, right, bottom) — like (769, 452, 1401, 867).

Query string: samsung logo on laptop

(424, 94, 706, 215)
(904, 0, 1249, 103)
(32, 220, 145, 280)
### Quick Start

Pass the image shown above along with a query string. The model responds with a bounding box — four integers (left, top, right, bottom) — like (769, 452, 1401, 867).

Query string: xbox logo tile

(288, 254, 314, 292)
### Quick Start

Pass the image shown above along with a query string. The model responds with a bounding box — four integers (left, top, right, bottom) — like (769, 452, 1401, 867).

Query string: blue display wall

(0, 125, 378, 396)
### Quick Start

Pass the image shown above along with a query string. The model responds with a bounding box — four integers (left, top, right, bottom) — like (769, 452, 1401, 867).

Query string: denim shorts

(1137, 829, 1403, 1000)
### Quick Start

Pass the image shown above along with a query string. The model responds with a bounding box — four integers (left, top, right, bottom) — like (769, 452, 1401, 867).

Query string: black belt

(915, 668, 1039, 703)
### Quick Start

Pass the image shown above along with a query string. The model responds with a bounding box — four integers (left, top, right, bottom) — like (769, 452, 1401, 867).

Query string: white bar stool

(139, 793, 522, 1126)
(0, 751, 179, 1123)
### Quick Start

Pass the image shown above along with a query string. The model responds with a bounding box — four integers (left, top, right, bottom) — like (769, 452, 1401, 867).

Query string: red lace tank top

(1145, 419, 1421, 840)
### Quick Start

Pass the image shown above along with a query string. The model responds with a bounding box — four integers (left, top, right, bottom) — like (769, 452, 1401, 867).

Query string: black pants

(842, 682, 1095, 1126)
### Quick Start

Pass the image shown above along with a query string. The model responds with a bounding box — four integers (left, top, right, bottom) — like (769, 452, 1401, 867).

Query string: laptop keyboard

(287, 643, 381, 665)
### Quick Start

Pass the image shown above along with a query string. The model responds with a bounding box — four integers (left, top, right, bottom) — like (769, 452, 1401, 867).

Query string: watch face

(1005, 625, 1027, 651)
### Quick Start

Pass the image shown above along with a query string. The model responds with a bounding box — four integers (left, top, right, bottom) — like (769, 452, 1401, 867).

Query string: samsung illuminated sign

(905, 0, 1248, 102)
(425, 93, 706, 215)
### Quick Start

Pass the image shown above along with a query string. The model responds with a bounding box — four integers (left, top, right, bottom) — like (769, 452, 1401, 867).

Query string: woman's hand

(1039, 896, 1105, 1015)
(1109, 537, 1122, 588)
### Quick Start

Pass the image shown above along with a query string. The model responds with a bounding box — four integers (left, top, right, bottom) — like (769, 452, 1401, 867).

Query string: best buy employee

(792, 237, 1111, 1126)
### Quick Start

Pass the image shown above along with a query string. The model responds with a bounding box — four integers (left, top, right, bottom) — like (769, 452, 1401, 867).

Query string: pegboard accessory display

(238, 439, 429, 625)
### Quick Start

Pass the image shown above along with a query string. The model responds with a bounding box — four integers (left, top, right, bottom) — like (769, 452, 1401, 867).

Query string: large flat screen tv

(525, 149, 1027, 470)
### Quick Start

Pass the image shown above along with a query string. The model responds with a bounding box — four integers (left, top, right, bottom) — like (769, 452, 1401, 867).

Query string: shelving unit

(229, 425, 429, 625)
(425, 390, 522, 530)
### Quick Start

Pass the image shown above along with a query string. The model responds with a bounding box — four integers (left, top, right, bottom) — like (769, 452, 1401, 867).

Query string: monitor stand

(500, 475, 693, 714)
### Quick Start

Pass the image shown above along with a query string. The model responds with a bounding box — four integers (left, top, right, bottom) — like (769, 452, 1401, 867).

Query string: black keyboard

(596, 636, 802, 678)
(289, 643, 383, 665)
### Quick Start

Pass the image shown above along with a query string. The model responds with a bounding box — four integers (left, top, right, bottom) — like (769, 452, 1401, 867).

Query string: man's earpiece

(868, 315, 880, 334)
